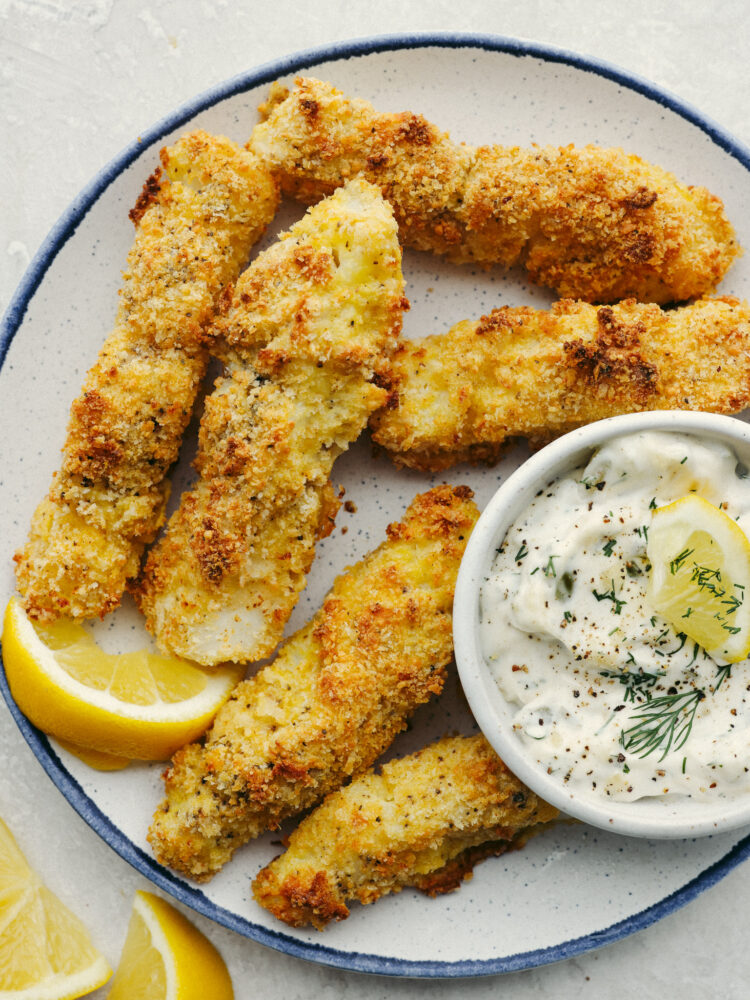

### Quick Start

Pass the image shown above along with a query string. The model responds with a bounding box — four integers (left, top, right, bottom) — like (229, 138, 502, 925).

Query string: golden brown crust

(135, 180, 406, 665)
(251, 77, 739, 303)
(146, 485, 479, 881)
(251, 734, 558, 929)
(370, 296, 750, 471)
(15, 131, 279, 621)
(128, 166, 164, 225)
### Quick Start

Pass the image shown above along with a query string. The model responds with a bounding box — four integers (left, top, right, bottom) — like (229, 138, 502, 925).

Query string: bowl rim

(454, 410, 750, 839)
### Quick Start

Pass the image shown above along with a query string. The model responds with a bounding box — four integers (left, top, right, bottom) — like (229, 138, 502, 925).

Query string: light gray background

(1, 1, 749, 996)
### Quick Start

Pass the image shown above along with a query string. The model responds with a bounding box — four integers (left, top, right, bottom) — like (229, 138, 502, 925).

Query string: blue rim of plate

(3, 31, 750, 978)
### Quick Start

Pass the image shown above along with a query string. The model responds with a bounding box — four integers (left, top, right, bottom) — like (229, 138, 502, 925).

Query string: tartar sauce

(480, 431, 750, 802)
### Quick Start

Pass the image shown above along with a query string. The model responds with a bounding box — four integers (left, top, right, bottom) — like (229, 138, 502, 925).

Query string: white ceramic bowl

(454, 410, 750, 839)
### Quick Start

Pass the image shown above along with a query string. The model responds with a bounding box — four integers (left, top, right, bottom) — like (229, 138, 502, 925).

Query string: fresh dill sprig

(619, 688, 705, 760)
(602, 538, 616, 557)
(515, 542, 529, 562)
(620, 662, 731, 760)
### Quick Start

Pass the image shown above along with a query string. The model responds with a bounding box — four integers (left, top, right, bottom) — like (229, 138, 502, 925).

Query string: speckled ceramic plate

(3, 34, 750, 978)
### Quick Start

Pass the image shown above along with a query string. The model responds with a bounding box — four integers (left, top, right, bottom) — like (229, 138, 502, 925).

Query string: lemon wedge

(106, 891, 233, 1000)
(2, 598, 244, 760)
(647, 495, 750, 663)
(0, 815, 112, 998)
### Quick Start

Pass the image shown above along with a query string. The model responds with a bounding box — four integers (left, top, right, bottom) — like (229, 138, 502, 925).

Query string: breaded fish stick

(370, 296, 750, 471)
(251, 77, 739, 304)
(135, 179, 406, 665)
(252, 733, 558, 929)
(148, 485, 479, 881)
(15, 132, 279, 621)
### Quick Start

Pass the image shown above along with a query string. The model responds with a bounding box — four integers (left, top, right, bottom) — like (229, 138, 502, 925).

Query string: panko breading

(252, 734, 559, 929)
(135, 179, 406, 665)
(370, 296, 750, 471)
(147, 485, 479, 881)
(251, 77, 739, 304)
(14, 131, 279, 621)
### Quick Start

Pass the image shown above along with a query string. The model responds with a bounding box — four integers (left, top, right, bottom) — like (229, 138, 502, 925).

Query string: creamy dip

(480, 431, 750, 803)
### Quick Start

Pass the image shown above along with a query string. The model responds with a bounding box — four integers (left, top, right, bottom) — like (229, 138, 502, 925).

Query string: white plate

(3, 33, 750, 978)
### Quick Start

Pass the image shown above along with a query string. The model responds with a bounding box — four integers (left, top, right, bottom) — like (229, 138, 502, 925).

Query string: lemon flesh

(647, 495, 750, 663)
(106, 891, 233, 1000)
(0, 816, 111, 998)
(2, 598, 244, 760)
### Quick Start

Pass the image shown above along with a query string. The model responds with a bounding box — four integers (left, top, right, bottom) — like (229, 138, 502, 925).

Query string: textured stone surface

(1, 1, 750, 996)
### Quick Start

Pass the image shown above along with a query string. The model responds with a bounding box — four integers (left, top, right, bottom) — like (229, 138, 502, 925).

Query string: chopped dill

(543, 555, 559, 578)
(592, 580, 626, 614)
(678, 563, 746, 636)
(579, 476, 605, 490)
(665, 632, 688, 656)
(670, 547, 694, 574)
(599, 666, 665, 703)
